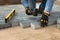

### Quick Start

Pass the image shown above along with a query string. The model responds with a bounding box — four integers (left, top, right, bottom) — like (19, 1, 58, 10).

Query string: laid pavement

(0, 4, 60, 29)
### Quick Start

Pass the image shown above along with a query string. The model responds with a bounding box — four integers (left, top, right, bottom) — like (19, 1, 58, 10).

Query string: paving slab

(9, 4, 60, 28)
(0, 4, 60, 29)
(57, 18, 60, 29)
(11, 21, 19, 27)
(0, 23, 12, 29)
(31, 22, 41, 30)
(19, 20, 30, 28)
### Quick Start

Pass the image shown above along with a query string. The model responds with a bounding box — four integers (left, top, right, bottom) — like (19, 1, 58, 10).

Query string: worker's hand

(25, 7, 32, 15)
(40, 12, 50, 27)
(32, 9, 38, 16)
(25, 7, 38, 16)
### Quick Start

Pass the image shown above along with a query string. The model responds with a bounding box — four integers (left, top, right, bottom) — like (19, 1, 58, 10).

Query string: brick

(11, 21, 19, 27)
(57, 18, 60, 29)
(19, 20, 30, 28)
(57, 23, 60, 29)
(0, 17, 5, 24)
(31, 22, 41, 30)
(57, 18, 60, 24)
(0, 23, 12, 29)
(48, 14, 58, 25)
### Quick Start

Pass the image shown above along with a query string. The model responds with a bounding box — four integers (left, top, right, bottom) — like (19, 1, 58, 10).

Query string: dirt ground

(0, 25, 60, 40)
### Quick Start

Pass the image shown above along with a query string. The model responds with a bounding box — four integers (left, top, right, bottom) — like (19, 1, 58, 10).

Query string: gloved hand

(25, 7, 32, 15)
(25, 7, 38, 16)
(40, 12, 50, 27)
(32, 9, 38, 16)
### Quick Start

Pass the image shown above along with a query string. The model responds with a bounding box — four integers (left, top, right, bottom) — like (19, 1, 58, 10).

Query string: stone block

(57, 18, 60, 29)
(19, 20, 30, 28)
(31, 22, 41, 30)
(0, 23, 12, 29)
(11, 21, 19, 27)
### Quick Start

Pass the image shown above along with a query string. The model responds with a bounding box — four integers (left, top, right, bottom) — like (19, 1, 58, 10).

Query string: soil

(0, 25, 60, 40)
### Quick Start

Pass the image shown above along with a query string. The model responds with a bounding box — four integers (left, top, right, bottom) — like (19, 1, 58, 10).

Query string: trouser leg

(44, 0, 55, 13)
(39, 0, 47, 9)
(21, 0, 29, 8)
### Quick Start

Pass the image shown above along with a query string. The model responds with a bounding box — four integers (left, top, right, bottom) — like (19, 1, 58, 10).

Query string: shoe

(40, 12, 50, 27)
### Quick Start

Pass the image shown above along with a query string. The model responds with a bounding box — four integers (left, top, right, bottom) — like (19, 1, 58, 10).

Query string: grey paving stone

(57, 18, 60, 24)
(48, 15, 58, 25)
(0, 17, 5, 24)
(19, 20, 30, 28)
(31, 22, 41, 30)
(0, 23, 12, 29)
(11, 21, 19, 27)
(57, 18, 60, 29)
(0, 4, 60, 29)
(57, 24, 60, 29)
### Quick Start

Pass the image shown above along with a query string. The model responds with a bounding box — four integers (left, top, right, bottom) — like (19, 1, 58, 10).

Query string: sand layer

(0, 25, 60, 40)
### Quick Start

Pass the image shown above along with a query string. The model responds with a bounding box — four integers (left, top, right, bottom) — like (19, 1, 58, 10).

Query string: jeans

(21, 0, 29, 8)
(21, 0, 55, 13)
(21, 0, 36, 10)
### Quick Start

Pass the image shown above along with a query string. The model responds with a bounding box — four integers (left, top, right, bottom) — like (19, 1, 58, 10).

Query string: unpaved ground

(0, 25, 60, 40)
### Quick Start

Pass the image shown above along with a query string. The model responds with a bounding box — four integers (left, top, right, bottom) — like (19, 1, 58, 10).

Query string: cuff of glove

(43, 12, 50, 16)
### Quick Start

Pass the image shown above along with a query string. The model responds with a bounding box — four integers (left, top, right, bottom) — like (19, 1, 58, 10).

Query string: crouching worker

(21, 0, 55, 27)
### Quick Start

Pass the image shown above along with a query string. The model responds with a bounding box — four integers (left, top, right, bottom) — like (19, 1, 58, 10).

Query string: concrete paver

(0, 4, 60, 29)
(31, 22, 41, 29)
(57, 18, 60, 29)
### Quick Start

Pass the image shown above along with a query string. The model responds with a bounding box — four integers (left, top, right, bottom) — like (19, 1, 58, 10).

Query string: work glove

(40, 12, 50, 27)
(25, 7, 32, 15)
(32, 9, 38, 16)
(25, 7, 38, 16)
